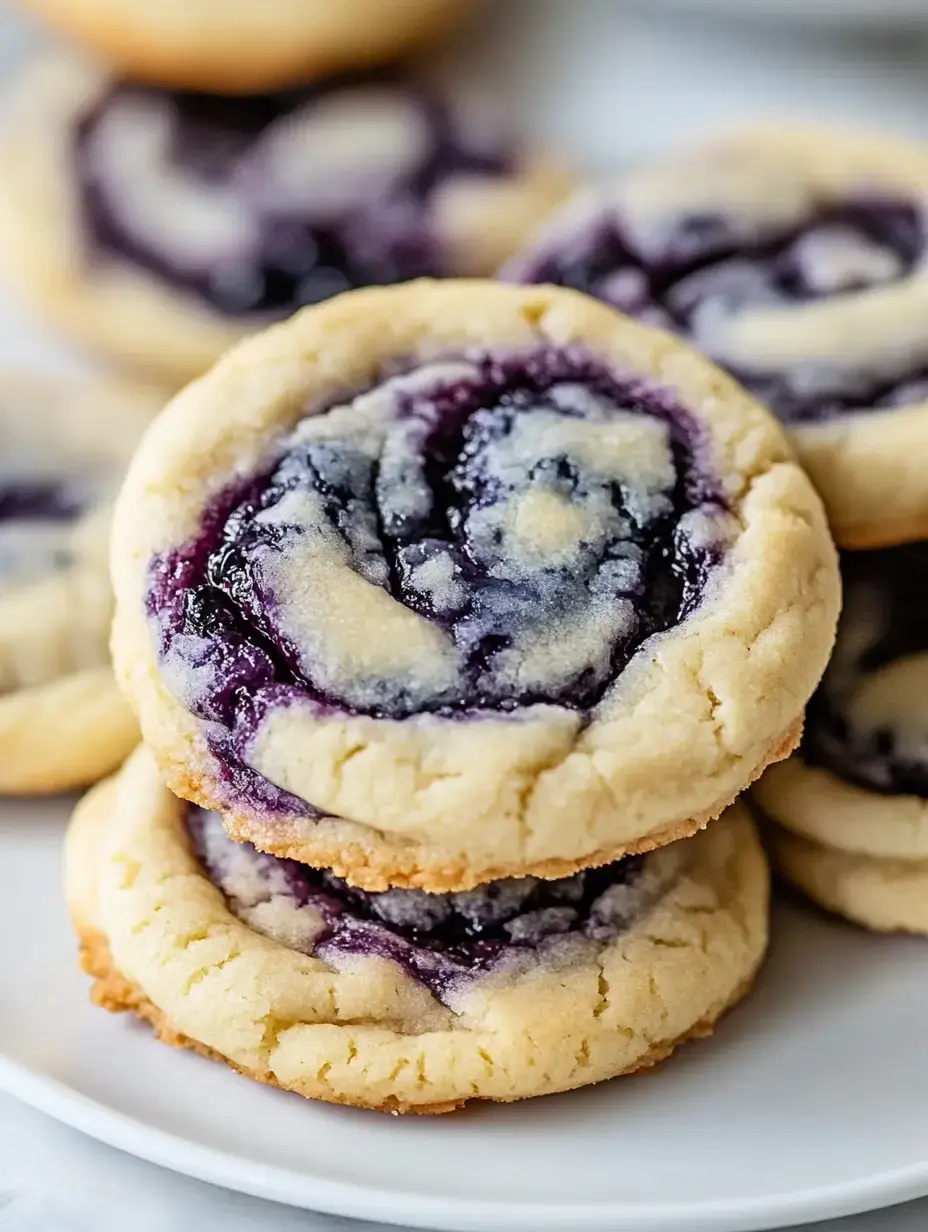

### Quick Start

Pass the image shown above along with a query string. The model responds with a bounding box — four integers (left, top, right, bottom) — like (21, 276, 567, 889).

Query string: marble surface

(3, 3, 928, 1230)
(0, 1095, 373, 1232)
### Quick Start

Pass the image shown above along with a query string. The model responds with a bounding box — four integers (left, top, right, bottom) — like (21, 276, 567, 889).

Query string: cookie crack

(180, 947, 241, 995)
(593, 964, 610, 1018)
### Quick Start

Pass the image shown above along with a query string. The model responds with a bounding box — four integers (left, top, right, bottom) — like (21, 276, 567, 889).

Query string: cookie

(772, 831, 928, 935)
(504, 124, 928, 549)
(110, 279, 839, 890)
(67, 746, 769, 1113)
(0, 370, 161, 793)
(21, 0, 465, 94)
(755, 542, 928, 931)
(0, 52, 570, 382)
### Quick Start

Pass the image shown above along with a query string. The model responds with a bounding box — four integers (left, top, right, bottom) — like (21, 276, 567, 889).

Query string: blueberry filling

(74, 74, 514, 318)
(0, 479, 87, 523)
(189, 807, 671, 1003)
(147, 347, 730, 807)
(506, 199, 926, 423)
(803, 543, 928, 796)
(0, 470, 93, 585)
(0, 456, 107, 694)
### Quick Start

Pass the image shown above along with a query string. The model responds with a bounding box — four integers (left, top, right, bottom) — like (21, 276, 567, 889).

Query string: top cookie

(20, 0, 467, 94)
(111, 280, 839, 890)
(504, 125, 928, 549)
(0, 52, 569, 382)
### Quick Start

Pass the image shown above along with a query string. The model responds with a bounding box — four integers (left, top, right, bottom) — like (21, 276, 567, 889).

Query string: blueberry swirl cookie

(0, 53, 569, 383)
(110, 280, 838, 889)
(67, 746, 769, 1113)
(504, 125, 928, 549)
(0, 372, 160, 794)
(757, 543, 928, 933)
(21, 0, 466, 94)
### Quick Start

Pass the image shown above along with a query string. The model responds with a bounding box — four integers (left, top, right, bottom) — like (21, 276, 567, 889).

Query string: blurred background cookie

(17, 0, 469, 94)
(0, 52, 570, 382)
(756, 543, 928, 933)
(504, 125, 928, 548)
(0, 370, 161, 793)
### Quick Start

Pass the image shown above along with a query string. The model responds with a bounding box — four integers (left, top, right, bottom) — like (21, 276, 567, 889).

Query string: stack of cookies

(506, 125, 928, 935)
(67, 280, 839, 1111)
(0, 4, 874, 1109)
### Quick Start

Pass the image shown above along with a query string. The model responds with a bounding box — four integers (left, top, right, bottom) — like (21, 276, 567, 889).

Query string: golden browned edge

(78, 927, 461, 1115)
(78, 927, 764, 1115)
(21, 0, 469, 95)
(159, 716, 802, 894)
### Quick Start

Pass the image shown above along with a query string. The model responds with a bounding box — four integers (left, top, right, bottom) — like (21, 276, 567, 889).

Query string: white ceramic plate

(1, 797, 928, 1232)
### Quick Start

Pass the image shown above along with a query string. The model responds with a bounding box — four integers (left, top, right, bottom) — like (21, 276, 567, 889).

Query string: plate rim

(0, 1052, 925, 1232)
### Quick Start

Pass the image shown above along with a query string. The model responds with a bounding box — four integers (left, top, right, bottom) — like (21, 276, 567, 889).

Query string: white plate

(1, 797, 928, 1232)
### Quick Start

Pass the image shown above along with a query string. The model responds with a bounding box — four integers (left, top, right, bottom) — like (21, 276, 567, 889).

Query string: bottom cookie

(771, 826, 928, 935)
(67, 749, 769, 1114)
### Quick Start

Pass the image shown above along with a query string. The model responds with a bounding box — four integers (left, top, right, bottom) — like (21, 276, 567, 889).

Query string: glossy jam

(147, 347, 731, 784)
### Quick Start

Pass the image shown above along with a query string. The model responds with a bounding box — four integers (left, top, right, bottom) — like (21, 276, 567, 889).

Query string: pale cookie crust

(111, 280, 838, 890)
(0, 53, 571, 383)
(505, 124, 928, 549)
(755, 756, 928, 862)
(67, 748, 769, 1113)
(771, 825, 928, 934)
(21, 0, 467, 94)
(0, 370, 161, 793)
(220, 716, 802, 893)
